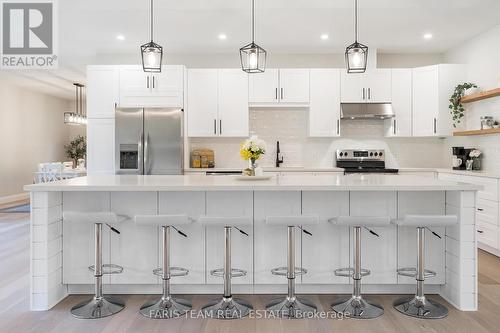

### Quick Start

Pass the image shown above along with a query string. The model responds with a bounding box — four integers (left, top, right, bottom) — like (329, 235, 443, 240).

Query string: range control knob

(339, 152, 344, 157)
(369, 152, 374, 156)
(379, 152, 383, 156)
(374, 152, 378, 157)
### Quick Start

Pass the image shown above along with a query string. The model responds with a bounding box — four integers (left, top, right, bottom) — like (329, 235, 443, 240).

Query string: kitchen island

(25, 174, 479, 312)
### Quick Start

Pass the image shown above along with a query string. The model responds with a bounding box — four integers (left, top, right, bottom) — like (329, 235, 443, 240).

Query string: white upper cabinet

(187, 69, 249, 137)
(309, 69, 341, 137)
(218, 69, 249, 137)
(249, 69, 309, 106)
(187, 69, 219, 137)
(386, 69, 412, 137)
(412, 64, 464, 137)
(86, 66, 119, 119)
(119, 65, 184, 108)
(341, 69, 392, 103)
(248, 69, 279, 103)
(279, 69, 310, 103)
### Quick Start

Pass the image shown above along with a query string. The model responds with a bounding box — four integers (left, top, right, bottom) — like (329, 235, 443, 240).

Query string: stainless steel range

(336, 149, 399, 174)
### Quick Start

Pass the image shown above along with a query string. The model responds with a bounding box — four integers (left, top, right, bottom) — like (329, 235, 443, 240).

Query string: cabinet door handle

(368, 88, 371, 100)
(152, 76, 156, 89)
(477, 208, 484, 211)
(281, 87, 284, 100)
(362, 88, 365, 100)
(147, 76, 150, 89)
(477, 230, 484, 234)
(219, 119, 222, 135)
(393, 119, 396, 135)
(275, 88, 278, 100)
(337, 119, 340, 135)
(433, 118, 437, 134)
(214, 119, 217, 135)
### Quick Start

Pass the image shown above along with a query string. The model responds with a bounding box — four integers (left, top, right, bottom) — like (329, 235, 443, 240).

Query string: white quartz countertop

(24, 174, 481, 192)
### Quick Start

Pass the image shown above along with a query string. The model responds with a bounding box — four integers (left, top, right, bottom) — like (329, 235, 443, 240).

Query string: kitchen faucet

(276, 141, 284, 167)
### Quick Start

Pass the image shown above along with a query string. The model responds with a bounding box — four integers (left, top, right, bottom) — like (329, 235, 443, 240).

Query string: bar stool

(200, 216, 253, 319)
(329, 216, 391, 319)
(135, 215, 192, 319)
(64, 212, 125, 319)
(392, 215, 457, 319)
(265, 216, 318, 318)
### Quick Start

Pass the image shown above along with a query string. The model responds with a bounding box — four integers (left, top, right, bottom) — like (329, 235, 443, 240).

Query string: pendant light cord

(150, 0, 154, 42)
(74, 84, 78, 116)
(251, 0, 255, 43)
(354, 0, 358, 42)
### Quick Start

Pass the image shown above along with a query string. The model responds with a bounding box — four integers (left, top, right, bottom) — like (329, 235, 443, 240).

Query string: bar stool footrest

(334, 267, 370, 278)
(88, 264, 123, 275)
(153, 266, 189, 277)
(271, 266, 307, 276)
(210, 268, 247, 278)
(397, 267, 436, 279)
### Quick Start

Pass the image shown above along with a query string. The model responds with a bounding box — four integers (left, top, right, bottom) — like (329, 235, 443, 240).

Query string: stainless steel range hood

(340, 103, 395, 120)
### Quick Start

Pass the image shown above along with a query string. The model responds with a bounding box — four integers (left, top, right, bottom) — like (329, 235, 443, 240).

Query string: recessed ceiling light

(423, 33, 433, 40)
(116, 35, 125, 41)
(218, 34, 227, 40)
(320, 34, 329, 40)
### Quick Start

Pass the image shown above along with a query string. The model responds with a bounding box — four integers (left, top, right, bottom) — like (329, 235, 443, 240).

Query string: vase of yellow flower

(240, 136, 266, 176)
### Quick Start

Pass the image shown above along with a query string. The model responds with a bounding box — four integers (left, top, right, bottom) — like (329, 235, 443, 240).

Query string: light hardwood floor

(1, 208, 499, 333)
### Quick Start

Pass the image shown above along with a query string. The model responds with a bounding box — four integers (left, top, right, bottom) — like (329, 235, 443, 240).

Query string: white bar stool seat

(265, 215, 319, 318)
(199, 216, 253, 319)
(392, 215, 457, 319)
(329, 216, 391, 319)
(134, 215, 193, 319)
(64, 211, 125, 319)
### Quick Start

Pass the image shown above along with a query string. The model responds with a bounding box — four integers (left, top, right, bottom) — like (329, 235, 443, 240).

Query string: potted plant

(449, 83, 477, 128)
(65, 135, 86, 168)
(240, 136, 266, 176)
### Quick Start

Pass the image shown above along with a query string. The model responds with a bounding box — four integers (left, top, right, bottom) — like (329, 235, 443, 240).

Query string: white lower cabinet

(349, 192, 398, 284)
(254, 191, 302, 285)
(301, 191, 350, 284)
(205, 191, 254, 285)
(109, 192, 158, 284)
(159, 191, 206, 284)
(397, 191, 446, 284)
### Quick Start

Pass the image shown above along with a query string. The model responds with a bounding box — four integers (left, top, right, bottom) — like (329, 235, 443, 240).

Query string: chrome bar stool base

(393, 296, 448, 319)
(331, 296, 384, 319)
(266, 296, 317, 319)
(71, 296, 125, 319)
(140, 296, 191, 319)
(202, 296, 253, 319)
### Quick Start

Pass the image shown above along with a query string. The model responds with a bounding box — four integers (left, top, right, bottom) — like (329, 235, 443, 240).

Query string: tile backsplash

(189, 109, 449, 169)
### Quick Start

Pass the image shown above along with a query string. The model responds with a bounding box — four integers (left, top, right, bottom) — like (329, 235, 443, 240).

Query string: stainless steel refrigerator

(115, 108, 184, 175)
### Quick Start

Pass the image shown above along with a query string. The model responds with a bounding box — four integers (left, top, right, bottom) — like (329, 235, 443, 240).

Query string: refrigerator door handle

(138, 132, 144, 174)
(144, 133, 150, 175)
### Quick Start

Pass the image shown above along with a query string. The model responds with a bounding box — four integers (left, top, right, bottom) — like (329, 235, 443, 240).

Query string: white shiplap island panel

(25, 174, 479, 311)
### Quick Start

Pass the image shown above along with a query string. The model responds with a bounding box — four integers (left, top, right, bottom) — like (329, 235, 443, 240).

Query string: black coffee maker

(452, 147, 473, 170)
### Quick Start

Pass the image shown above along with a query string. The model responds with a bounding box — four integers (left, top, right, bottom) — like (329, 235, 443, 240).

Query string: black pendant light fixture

(240, 0, 266, 73)
(141, 0, 163, 72)
(345, 0, 368, 73)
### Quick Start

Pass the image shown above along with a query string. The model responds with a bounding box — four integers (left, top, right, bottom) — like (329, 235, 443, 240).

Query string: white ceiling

(6, 0, 500, 99)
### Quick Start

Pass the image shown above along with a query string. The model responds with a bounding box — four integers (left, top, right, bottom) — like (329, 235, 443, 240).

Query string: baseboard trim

(478, 242, 500, 258)
(0, 192, 29, 205)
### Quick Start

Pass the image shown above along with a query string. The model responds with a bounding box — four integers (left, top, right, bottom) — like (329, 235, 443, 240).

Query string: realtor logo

(1, 0, 58, 69)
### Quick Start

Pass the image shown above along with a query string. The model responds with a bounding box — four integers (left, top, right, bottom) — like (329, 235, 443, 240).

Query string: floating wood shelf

(461, 88, 500, 103)
(453, 128, 500, 136)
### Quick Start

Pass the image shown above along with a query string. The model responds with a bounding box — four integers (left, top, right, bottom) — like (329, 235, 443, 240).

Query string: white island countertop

(24, 174, 481, 192)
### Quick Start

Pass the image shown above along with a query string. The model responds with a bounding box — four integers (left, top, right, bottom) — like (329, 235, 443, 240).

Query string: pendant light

(240, 0, 267, 73)
(141, 0, 163, 72)
(345, 0, 368, 73)
(64, 83, 87, 125)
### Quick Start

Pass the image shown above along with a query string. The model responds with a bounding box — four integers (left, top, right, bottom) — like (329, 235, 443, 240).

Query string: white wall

(190, 109, 447, 169)
(443, 24, 500, 172)
(0, 76, 82, 200)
